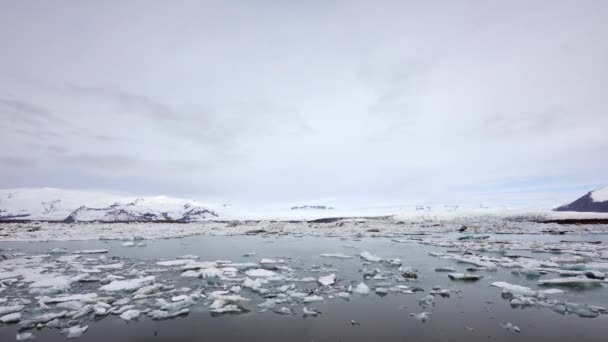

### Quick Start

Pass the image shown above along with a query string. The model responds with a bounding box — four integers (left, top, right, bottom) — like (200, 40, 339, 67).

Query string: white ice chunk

(0, 305, 24, 315)
(359, 251, 382, 262)
(74, 249, 108, 254)
(303, 295, 324, 303)
(537, 277, 603, 287)
(0, 312, 21, 323)
(16, 332, 35, 340)
(62, 325, 88, 339)
(119, 309, 140, 321)
(411, 312, 431, 322)
(320, 253, 353, 259)
(156, 259, 195, 267)
(317, 273, 336, 286)
(244, 269, 277, 278)
(150, 309, 189, 320)
(100, 276, 155, 292)
(354, 282, 370, 295)
(448, 273, 483, 281)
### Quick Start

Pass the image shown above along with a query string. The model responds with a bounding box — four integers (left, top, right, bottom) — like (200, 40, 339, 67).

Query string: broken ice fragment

(320, 253, 352, 259)
(537, 277, 602, 287)
(74, 249, 108, 254)
(411, 312, 431, 322)
(418, 295, 435, 308)
(434, 267, 456, 272)
(303, 307, 321, 316)
(16, 331, 35, 340)
(1, 312, 21, 323)
(210, 304, 241, 314)
(500, 322, 521, 332)
(0, 305, 24, 315)
(448, 273, 483, 281)
(244, 269, 277, 278)
(99, 276, 155, 292)
(359, 251, 382, 262)
(150, 309, 189, 320)
(119, 309, 141, 321)
(317, 273, 336, 286)
(62, 325, 88, 339)
(354, 282, 370, 295)
(303, 295, 324, 303)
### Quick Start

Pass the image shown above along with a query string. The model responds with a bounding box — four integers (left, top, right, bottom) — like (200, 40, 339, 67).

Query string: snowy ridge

(0, 188, 220, 222)
(590, 187, 608, 203)
(555, 186, 608, 213)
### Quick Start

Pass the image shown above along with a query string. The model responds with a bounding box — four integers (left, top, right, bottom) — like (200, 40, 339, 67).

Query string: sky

(1, 1, 607, 208)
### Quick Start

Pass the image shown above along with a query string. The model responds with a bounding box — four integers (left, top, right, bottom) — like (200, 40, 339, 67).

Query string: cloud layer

(1, 1, 607, 206)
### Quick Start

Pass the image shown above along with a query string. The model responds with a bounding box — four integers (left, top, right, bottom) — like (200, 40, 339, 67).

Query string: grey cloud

(68, 84, 175, 120)
(0, 97, 65, 125)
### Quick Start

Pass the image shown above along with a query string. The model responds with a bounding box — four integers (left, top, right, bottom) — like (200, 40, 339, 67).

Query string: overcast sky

(1, 1, 607, 207)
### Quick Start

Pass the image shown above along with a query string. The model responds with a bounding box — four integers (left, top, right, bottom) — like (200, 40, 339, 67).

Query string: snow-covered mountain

(0, 188, 219, 222)
(554, 186, 608, 213)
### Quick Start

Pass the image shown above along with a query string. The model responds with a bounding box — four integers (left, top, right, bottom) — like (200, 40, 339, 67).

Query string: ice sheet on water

(320, 253, 353, 259)
(39, 293, 98, 305)
(448, 273, 483, 281)
(150, 309, 189, 320)
(303, 307, 321, 316)
(156, 259, 195, 267)
(500, 322, 521, 332)
(62, 325, 88, 339)
(354, 282, 370, 295)
(210, 304, 241, 314)
(99, 276, 155, 292)
(74, 249, 108, 254)
(1, 312, 21, 323)
(318, 273, 336, 286)
(0, 305, 24, 315)
(303, 295, 324, 303)
(418, 295, 435, 308)
(359, 251, 382, 262)
(244, 269, 277, 278)
(119, 310, 140, 321)
(537, 277, 603, 287)
(411, 312, 431, 322)
(16, 331, 35, 340)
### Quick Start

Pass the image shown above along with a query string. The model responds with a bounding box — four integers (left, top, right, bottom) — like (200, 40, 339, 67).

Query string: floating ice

(491, 282, 537, 297)
(257, 299, 277, 309)
(303, 295, 324, 303)
(448, 273, 483, 281)
(210, 304, 241, 314)
(0, 312, 21, 323)
(150, 309, 189, 320)
(500, 322, 521, 332)
(74, 249, 108, 254)
(537, 277, 603, 287)
(359, 251, 382, 262)
(303, 307, 321, 316)
(354, 282, 370, 295)
(411, 312, 431, 322)
(244, 269, 277, 278)
(119, 309, 141, 321)
(435, 267, 456, 272)
(156, 259, 194, 267)
(122, 241, 135, 247)
(16, 331, 35, 340)
(418, 295, 435, 308)
(0, 305, 24, 315)
(320, 253, 353, 259)
(62, 325, 88, 339)
(20, 311, 68, 329)
(100, 276, 155, 292)
(318, 274, 336, 286)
